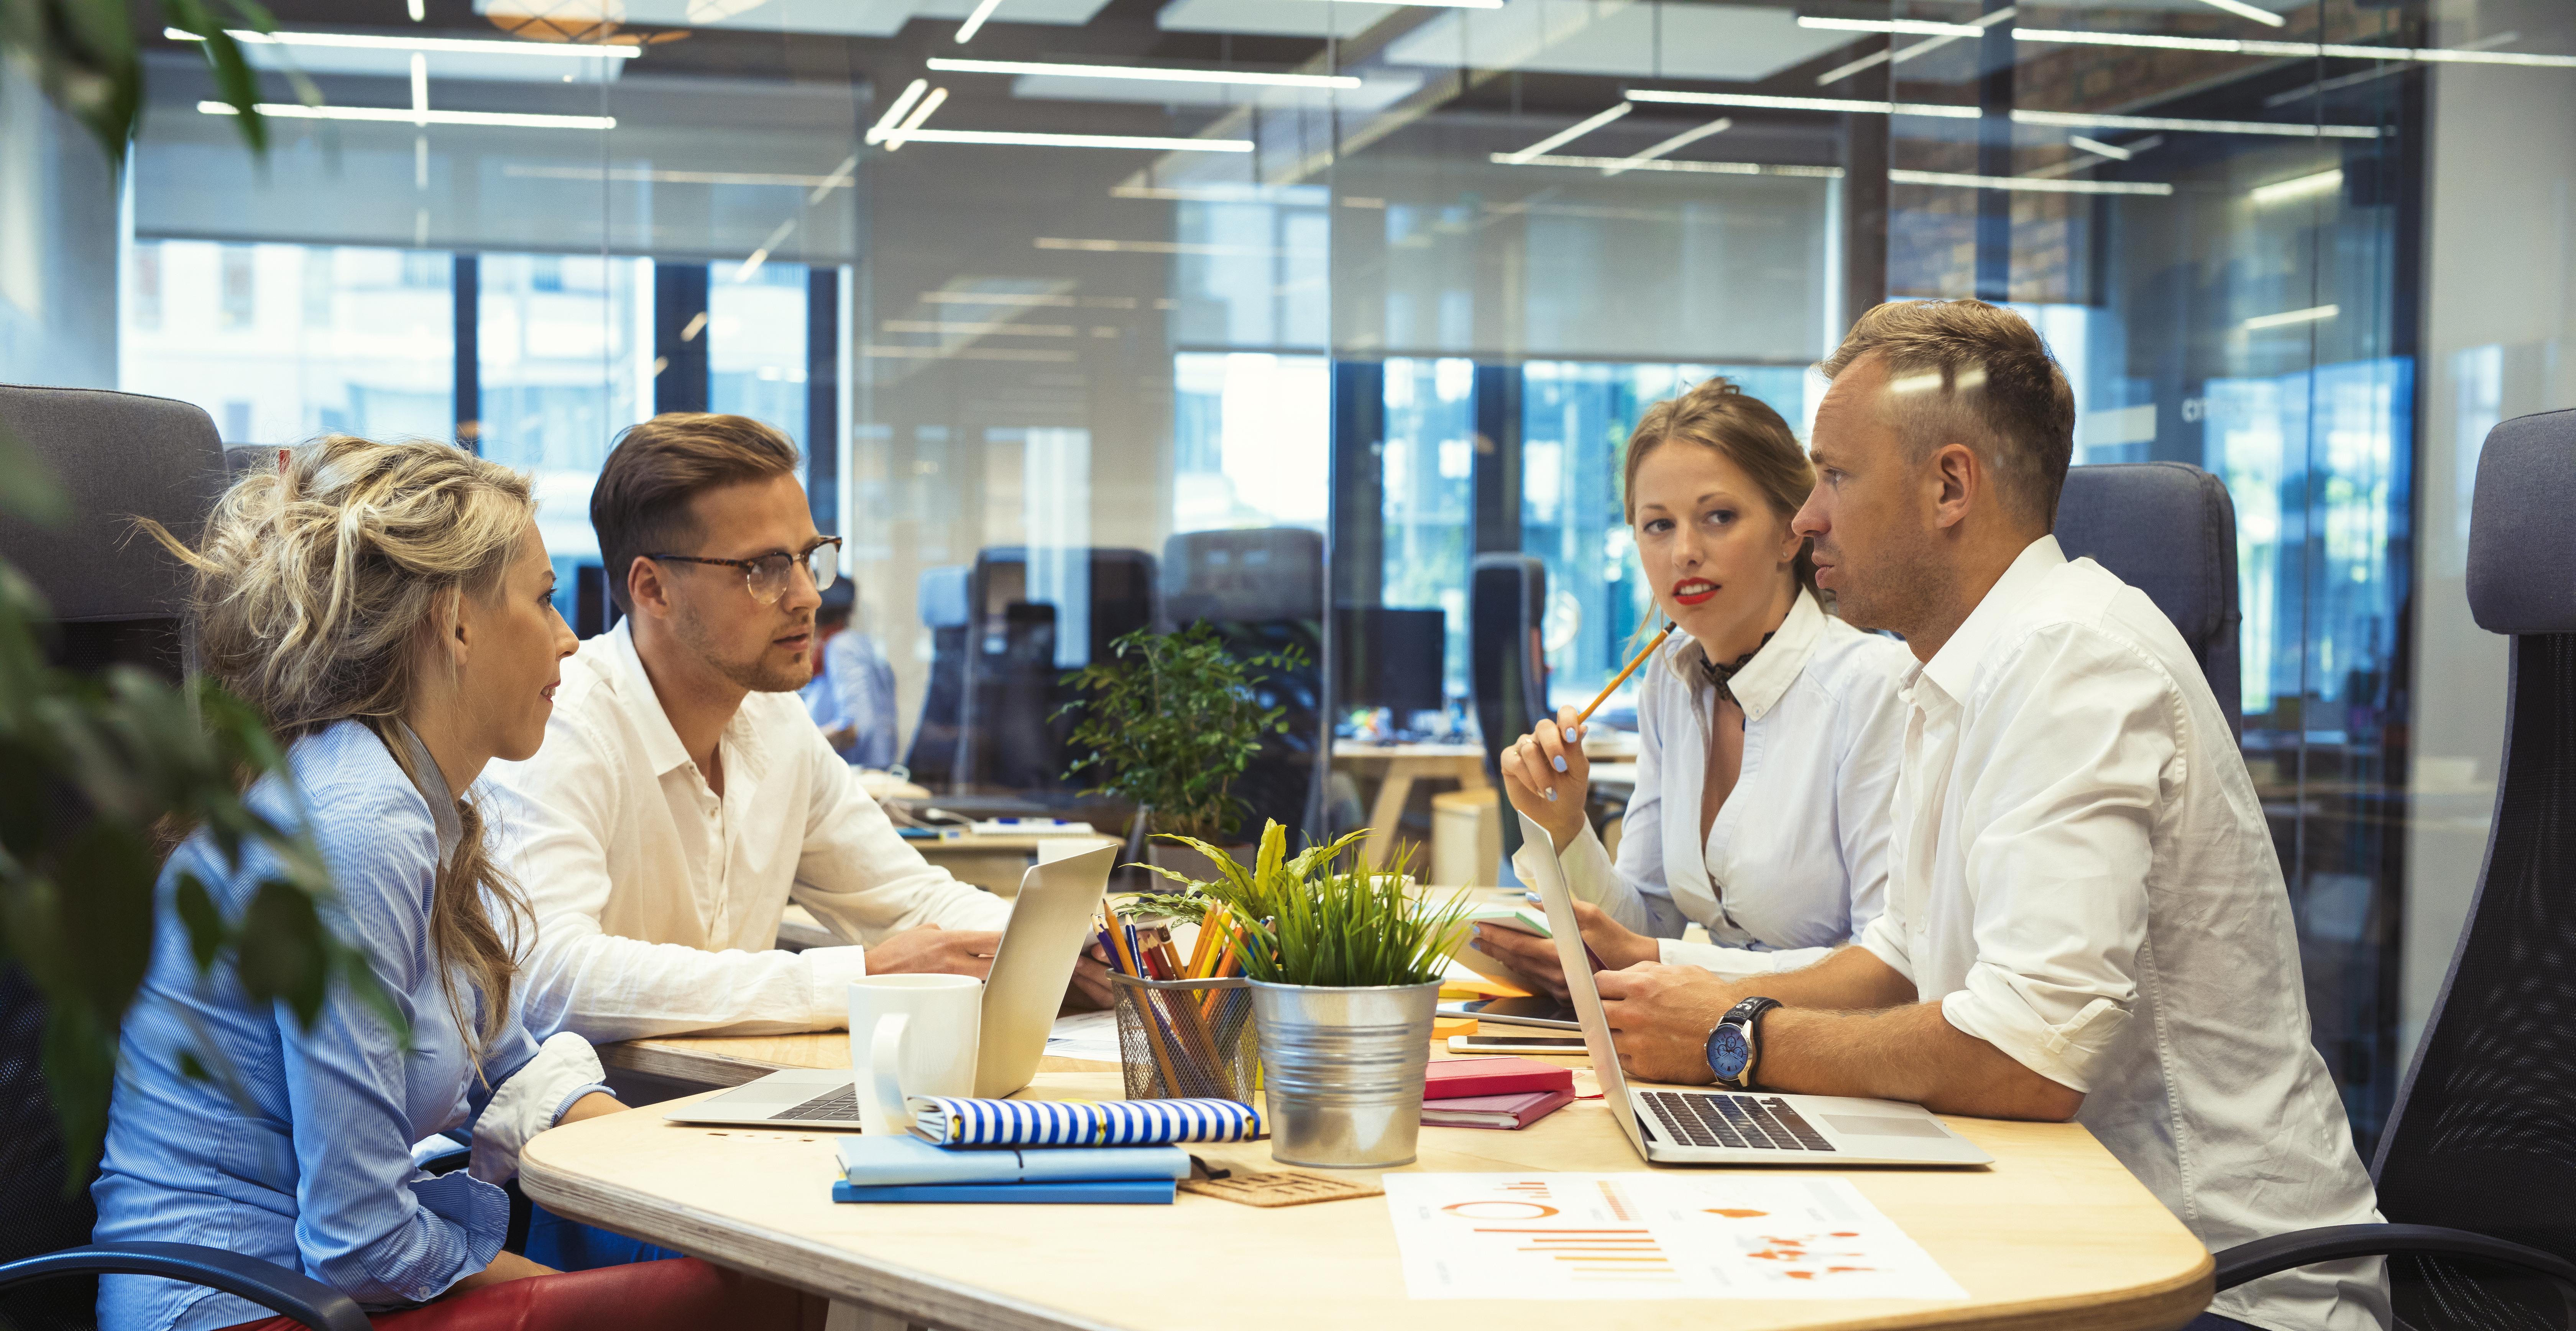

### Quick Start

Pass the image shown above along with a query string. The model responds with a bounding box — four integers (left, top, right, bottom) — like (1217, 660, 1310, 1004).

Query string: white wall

(0, 75, 120, 390)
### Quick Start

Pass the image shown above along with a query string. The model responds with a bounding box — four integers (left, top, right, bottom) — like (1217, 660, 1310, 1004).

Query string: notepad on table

(1423, 1056, 1575, 1100)
(1419, 1089, 1574, 1131)
(831, 1180, 1175, 1204)
(904, 1095, 1258, 1147)
(831, 1137, 1190, 1204)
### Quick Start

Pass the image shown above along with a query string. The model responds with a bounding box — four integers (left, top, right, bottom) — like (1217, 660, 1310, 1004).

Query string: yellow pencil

(1577, 622, 1674, 725)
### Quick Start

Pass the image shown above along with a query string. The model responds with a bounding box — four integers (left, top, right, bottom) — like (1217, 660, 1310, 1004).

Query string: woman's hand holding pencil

(1499, 702, 1594, 852)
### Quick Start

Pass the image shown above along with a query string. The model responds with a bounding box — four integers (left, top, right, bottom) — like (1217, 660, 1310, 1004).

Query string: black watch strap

(1722, 996, 1782, 1089)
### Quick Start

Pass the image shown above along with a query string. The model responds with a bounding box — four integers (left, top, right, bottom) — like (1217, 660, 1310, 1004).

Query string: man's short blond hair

(1817, 299, 2077, 530)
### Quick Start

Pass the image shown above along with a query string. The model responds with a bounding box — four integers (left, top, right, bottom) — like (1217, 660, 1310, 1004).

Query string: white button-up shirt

(488, 622, 1010, 1043)
(1513, 590, 1913, 978)
(1858, 535, 2385, 1331)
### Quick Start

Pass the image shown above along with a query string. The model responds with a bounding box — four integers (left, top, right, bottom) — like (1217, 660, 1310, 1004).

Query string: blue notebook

(830, 1179, 1175, 1204)
(837, 1136, 1189, 1186)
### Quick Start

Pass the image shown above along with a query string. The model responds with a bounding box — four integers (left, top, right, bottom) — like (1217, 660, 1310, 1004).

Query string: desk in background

(555, 1031, 2212, 1331)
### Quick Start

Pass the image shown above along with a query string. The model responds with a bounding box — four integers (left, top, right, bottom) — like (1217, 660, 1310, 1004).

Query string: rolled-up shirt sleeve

(1934, 623, 2170, 1094)
(283, 792, 508, 1307)
(792, 733, 1011, 943)
(465, 1030, 610, 1182)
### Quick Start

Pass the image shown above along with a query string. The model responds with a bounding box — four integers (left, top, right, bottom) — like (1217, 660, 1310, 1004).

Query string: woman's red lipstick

(1671, 578, 1718, 606)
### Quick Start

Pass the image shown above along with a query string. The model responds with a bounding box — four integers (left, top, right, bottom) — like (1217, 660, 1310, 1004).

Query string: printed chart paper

(1381, 1173, 1968, 1301)
(1043, 1009, 1122, 1062)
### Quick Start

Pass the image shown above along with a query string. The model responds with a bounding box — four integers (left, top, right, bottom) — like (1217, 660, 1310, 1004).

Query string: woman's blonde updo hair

(1621, 377, 1820, 597)
(143, 436, 539, 1056)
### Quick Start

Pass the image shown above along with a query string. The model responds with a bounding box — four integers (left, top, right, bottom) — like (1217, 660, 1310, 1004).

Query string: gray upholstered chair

(0, 386, 366, 1329)
(2201, 409, 2576, 1327)
(0, 386, 227, 680)
(2054, 461, 2245, 738)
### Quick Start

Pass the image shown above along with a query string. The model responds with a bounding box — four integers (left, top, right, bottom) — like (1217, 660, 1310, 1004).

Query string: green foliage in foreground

(2, 0, 304, 162)
(0, 431, 391, 1186)
(1145, 822, 1473, 989)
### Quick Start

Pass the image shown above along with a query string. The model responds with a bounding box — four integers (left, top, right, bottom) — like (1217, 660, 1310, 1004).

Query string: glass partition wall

(116, 0, 2576, 1154)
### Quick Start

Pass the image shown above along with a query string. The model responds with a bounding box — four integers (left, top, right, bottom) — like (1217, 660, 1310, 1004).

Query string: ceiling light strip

(1487, 152, 1844, 178)
(869, 79, 928, 140)
(878, 87, 948, 150)
(2011, 107, 2380, 138)
(2067, 134, 2132, 160)
(953, 0, 1005, 43)
(1628, 89, 1981, 118)
(2013, 27, 2576, 69)
(2249, 168, 2343, 205)
(166, 26, 637, 56)
(894, 130, 1254, 151)
(2244, 304, 2338, 329)
(198, 100, 614, 128)
(1500, 103, 1633, 163)
(1813, 8, 2011, 86)
(926, 57, 1360, 89)
(1797, 16, 1984, 37)
(1603, 117, 1732, 176)
(1890, 169, 2174, 196)
(2193, 0, 2287, 26)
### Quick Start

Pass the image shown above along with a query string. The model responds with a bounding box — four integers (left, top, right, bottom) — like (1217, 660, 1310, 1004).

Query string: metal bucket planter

(1247, 978, 1442, 1168)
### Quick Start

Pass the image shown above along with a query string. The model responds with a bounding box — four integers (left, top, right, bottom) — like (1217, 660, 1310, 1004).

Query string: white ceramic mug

(848, 973, 982, 1136)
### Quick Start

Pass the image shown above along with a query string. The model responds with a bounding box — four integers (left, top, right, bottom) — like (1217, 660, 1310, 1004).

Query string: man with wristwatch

(1594, 302, 2383, 1331)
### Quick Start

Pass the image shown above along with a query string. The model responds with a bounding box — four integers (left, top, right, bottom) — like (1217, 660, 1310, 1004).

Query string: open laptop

(665, 843, 1114, 1129)
(1515, 813, 1990, 1167)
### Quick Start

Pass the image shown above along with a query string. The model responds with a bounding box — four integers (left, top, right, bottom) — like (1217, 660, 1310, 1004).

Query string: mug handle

(871, 1012, 914, 1132)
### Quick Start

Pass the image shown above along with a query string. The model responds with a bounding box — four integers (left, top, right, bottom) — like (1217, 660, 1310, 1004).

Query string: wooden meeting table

(536, 1032, 2214, 1331)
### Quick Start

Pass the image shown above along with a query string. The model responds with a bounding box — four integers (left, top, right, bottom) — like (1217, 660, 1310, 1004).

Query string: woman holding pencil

(1474, 377, 1913, 999)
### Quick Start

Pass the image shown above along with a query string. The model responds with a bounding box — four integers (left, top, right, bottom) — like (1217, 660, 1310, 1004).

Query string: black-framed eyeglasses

(648, 537, 841, 606)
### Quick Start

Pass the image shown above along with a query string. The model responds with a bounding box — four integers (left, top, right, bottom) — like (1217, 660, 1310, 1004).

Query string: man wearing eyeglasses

(489, 413, 1115, 1047)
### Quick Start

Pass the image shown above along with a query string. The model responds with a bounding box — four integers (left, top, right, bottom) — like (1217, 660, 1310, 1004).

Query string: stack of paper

(1421, 1057, 1575, 1131)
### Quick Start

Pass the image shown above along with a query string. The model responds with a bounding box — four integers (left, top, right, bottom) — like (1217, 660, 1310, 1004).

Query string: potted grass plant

(1056, 624, 1302, 882)
(1151, 822, 1474, 1168)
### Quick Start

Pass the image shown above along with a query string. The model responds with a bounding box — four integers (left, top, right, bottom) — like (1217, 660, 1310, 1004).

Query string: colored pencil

(1577, 621, 1674, 724)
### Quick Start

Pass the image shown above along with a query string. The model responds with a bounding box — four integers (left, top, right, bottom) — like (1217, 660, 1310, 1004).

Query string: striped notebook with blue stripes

(905, 1096, 1257, 1147)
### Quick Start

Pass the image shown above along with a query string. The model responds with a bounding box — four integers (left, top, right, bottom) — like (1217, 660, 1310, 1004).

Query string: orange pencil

(1577, 621, 1674, 724)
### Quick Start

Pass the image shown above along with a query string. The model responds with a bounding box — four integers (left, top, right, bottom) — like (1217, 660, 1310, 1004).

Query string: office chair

(2205, 408, 2576, 1328)
(0, 387, 368, 1329)
(1470, 554, 1549, 862)
(903, 565, 972, 788)
(1163, 529, 1325, 840)
(952, 547, 1157, 792)
(2054, 462, 2244, 738)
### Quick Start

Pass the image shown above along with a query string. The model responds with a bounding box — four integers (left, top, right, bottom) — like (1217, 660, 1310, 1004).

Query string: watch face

(1707, 1025, 1753, 1082)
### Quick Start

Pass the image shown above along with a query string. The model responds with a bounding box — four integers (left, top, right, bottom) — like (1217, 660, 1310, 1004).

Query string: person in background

(802, 581, 899, 769)
(1593, 300, 2385, 1331)
(95, 437, 818, 1331)
(1474, 378, 1913, 999)
(486, 413, 1112, 1056)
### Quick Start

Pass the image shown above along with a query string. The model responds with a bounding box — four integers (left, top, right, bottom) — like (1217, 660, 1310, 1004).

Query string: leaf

(52, 820, 158, 1014)
(235, 879, 330, 1025)
(38, 1002, 117, 1196)
(0, 426, 69, 525)
(174, 872, 227, 971)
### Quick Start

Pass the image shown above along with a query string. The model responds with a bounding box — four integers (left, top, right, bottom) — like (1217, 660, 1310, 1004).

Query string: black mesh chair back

(1162, 528, 1325, 840)
(1470, 554, 1549, 860)
(953, 547, 1157, 792)
(2054, 461, 2244, 738)
(0, 386, 225, 680)
(904, 565, 972, 787)
(0, 970, 99, 1331)
(2365, 408, 2576, 1331)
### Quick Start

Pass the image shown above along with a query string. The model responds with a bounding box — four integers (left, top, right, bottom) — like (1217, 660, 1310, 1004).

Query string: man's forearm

(1735, 944, 1919, 1010)
(1758, 1004, 2085, 1121)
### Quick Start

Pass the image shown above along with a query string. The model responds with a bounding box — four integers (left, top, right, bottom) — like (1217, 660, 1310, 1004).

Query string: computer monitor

(1332, 605, 1446, 719)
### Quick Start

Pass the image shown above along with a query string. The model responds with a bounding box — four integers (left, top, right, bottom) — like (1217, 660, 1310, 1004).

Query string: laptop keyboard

(769, 1085, 864, 1122)
(1641, 1091, 1836, 1152)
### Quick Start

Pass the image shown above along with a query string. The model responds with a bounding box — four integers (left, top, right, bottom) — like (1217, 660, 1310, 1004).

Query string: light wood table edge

(598, 1039, 792, 1089)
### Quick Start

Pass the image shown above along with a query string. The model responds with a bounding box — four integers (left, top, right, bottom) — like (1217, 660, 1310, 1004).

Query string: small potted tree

(1057, 624, 1303, 881)
(1154, 824, 1474, 1168)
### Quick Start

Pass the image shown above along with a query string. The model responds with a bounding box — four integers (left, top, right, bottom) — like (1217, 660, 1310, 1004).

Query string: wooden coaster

(1179, 1170, 1385, 1208)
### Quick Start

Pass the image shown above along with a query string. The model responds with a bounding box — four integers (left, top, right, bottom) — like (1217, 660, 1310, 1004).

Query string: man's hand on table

(1595, 963, 1752, 1085)
(1066, 942, 1115, 1009)
(867, 923, 1001, 980)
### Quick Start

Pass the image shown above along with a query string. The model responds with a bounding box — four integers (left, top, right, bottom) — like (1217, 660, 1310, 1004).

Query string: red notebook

(1423, 1056, 1575, 1100)
(1420, 1089, 1575, 1131)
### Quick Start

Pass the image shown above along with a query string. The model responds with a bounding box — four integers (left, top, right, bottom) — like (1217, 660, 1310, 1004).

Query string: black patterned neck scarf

(1699, 633, 1775, 707)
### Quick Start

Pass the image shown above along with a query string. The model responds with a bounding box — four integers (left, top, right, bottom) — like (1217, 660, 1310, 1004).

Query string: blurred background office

(8, 0, 2568, 1158)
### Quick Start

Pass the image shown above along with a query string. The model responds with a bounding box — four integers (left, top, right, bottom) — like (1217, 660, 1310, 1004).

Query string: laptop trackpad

(1821, 1114, 1946, 1138)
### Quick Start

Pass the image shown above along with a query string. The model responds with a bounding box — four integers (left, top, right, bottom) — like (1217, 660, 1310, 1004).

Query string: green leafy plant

(2, 0, 301, 162)
(0, 433, 391, 1185)
(1056, 624, 1303, 842)
(1148, 822, 1473, 989)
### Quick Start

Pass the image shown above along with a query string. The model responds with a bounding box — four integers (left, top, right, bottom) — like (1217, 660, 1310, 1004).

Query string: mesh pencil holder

(1110, 973, 1258, 1104)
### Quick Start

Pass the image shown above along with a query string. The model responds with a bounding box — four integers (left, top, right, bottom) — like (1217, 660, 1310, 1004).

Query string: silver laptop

(1516, 813, 1991, 1168)
(665, 843, 1115, 1129)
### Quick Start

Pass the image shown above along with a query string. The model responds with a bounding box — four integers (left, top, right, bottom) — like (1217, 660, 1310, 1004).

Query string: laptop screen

(1512, 812, 1653, 1160)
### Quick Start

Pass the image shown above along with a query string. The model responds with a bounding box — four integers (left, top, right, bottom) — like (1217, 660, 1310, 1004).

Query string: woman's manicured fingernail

(1541, 788, 1558, 802)
(1552, 754, 1568, 772)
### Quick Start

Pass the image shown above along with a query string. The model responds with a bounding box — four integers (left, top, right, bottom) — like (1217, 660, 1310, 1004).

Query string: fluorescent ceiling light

(2013, 27, 2576, 69)
(1488, 153, 1843, 179)
(2245, 304, 2338, 330)
(198, 99, 613, 128)
(927, 57, 1360, 89)
(874, 86, 948, 149)
(869, 79, 928, 141)
(2250, 169, 2342, 205)
(1272, 0, 1505, 7)
(2012, 107, 2379, 139)
(2067, 134, 2132, 160)
(1500, 103, 1631, 163)
(1814, 7, 2012, 85)
(1798, 16, 1983, 37)
(1628, 89, 1980, 119)
(953, 0, 1005, 43)
(165, 26, 636, 57)
(893, 130, 1254, 151)
(1890, 169, 2173, 196)
(1037, 237, 1301, 255)
(884, 319, 1079, 336)
(2193, 0, 2287, 26)
(922, 291, 1078, 305)
(1603, 116, 1732, 175)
